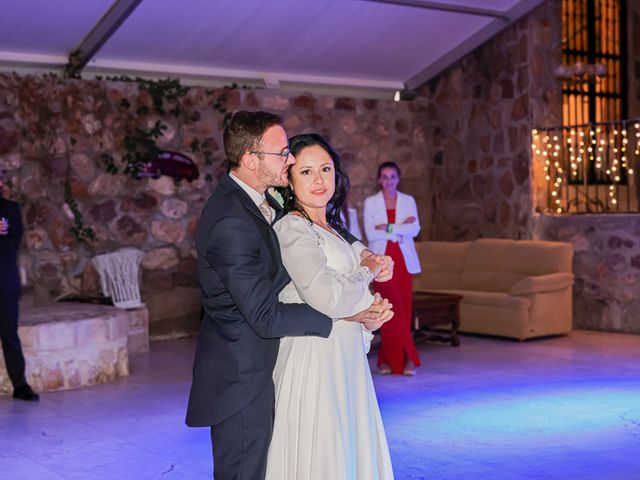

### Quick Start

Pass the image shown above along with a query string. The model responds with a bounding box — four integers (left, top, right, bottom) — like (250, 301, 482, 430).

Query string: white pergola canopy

(0, 0, 545, 98)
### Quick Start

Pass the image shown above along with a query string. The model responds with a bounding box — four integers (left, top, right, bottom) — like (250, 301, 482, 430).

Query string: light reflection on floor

(1, 330, 639, 479)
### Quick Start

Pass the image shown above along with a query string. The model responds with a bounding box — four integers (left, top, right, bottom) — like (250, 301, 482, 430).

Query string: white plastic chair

(92, 248, 144, 309)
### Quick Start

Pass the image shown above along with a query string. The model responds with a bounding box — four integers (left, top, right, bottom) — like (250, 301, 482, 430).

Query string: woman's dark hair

(377, 161, 401, 178)
(278, 133, 350, 236)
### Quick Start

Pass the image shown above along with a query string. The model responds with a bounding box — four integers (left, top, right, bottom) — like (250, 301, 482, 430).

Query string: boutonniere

(268, 187, 284, 207)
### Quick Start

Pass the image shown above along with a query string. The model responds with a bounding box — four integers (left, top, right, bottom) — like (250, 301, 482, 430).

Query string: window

(561, 0, 627, 185)
(562, 0, 626, 126)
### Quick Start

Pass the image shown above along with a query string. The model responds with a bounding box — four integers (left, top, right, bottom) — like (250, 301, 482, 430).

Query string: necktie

(259, 199, 273, 224)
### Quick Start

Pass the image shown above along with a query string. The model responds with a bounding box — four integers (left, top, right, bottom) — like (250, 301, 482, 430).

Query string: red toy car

(133, 151, 199, 181)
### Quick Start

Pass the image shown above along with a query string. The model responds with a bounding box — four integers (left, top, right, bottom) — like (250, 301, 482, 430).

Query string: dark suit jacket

(186, 174, 335, 427)
(0, 198, 23, 294)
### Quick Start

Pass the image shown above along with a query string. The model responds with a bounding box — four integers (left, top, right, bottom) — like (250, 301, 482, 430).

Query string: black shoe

(13, 384, 40, 402)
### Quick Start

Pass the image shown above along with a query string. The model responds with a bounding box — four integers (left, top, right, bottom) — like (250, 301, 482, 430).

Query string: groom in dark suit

(186, 111, 392, 479)
(0, 171, 39, 401)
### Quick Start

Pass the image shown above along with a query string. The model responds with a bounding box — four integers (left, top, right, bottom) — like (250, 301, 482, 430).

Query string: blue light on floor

(372, 345, 640, 480)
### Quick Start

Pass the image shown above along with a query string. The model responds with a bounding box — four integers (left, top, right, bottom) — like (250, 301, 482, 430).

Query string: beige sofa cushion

(461, 239, 523, 292)
(413, 273, 462, 291)
(461, 271, 525, 292)
(429, 288, 531, 310)
(510, 272, 574, 295)
(463, 239, 514, 271)
(414, 241, 470, 290)
(459, 239, 573, 292)
(509, 240, 573, 275)
(459, 303, 530, 339)
(416, 241, 470, 271)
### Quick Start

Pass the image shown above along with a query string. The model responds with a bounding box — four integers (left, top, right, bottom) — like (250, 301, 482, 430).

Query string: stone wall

(534, 214, 640, 334)
(415, 1, 562, 241)
(0, 73, 429, 337)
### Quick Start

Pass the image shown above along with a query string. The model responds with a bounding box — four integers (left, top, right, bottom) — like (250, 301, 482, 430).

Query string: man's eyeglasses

(250, 146, 291, 162)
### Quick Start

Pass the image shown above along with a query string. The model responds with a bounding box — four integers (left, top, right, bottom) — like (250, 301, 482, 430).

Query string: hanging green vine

(66, 75, 233, 242)
(100, 153, 119, 175)
(64, 178, 96, 243)
(121, 120, 167, 177)
(15, 74, 237, 245)
(138, 77, 189, 117)
(102, 76, 230, 181)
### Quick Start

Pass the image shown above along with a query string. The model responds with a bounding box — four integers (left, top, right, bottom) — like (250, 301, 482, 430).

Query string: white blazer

(363, 191, 421, 274)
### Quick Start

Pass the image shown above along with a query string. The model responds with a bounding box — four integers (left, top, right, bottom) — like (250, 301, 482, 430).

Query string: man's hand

(402, 216, 416, 224)
(0, 218, 8, 236)
(363, 304, 394, 331)
(375, 223, 387, 231)
(344, 293, 393, 331)
(361, 249, 393, 282)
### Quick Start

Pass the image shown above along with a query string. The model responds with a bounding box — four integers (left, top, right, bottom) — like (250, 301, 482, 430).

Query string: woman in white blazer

(364, 162, 421, 376)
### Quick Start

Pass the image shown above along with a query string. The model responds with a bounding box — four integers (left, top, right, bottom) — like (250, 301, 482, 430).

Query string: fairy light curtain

(532, 0, 638, 213)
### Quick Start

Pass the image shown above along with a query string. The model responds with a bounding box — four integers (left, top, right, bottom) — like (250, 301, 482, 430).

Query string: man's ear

(240, 152, 257, 171)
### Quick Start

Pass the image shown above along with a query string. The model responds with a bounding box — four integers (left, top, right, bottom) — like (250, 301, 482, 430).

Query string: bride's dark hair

(278, 133, 350, 237)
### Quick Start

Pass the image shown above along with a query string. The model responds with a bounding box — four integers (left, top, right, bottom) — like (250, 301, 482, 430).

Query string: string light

(531, 120, 638, 213)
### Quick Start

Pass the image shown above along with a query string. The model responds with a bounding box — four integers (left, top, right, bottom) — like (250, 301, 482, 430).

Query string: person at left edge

(0, 171, 39, 401)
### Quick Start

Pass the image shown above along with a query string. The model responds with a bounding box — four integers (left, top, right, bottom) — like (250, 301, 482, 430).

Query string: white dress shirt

(229, 172, 275, 219)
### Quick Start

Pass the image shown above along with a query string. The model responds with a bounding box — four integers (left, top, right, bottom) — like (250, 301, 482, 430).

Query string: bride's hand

(360, 250, 394, 282)
(360, 255, 383, 278)
(372, 254, 393, 282)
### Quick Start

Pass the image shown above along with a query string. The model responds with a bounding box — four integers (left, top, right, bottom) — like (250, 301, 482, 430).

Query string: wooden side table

(412, 291, 463, 347)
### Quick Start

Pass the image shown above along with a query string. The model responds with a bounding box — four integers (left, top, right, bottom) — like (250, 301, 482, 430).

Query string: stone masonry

(0, 303, 130, 394)
(0, 74, 430, 338)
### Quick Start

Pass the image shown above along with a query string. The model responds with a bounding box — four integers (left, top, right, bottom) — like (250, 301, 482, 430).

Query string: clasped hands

(346, 292, 393, 331)
(342, 249, 395, 330)
(360, 249, 393, 282)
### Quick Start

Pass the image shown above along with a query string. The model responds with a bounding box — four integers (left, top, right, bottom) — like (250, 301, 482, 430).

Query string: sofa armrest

(509, 272, 574, 296)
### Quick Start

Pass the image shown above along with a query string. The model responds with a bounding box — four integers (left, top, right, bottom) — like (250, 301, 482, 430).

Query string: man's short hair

(223, 111, 283, 169)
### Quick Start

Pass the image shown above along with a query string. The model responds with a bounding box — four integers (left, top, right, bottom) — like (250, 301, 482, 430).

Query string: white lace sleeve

(274, 215, 374, 319)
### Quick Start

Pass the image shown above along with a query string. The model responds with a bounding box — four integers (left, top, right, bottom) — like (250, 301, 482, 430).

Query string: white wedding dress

(266, 214, 394, 480)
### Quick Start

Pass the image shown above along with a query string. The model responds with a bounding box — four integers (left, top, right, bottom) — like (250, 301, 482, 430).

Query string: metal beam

(65, 0, 144, 78)
(405, 0, 547, 90)
(359, 0, 510, 20)
(84, 58, 405, 91)
(79, 58, 403, 99)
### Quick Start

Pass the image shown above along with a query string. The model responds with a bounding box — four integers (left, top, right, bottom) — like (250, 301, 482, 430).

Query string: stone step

(0, 303, 149, 395)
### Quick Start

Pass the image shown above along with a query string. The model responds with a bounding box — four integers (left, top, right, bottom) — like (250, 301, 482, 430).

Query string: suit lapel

(221, 174, 271, 226)
(243, 201, 270, 226)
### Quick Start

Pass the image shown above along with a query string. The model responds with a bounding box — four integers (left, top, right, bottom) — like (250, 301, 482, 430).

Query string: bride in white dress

(265, 134, 395, 480)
